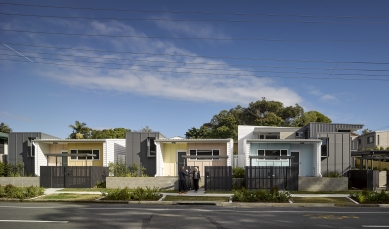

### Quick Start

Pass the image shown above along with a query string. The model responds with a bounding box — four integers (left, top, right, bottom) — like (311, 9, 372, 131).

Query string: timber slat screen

(40, 166, 109, 188)
(348, 170, 380, 190)
(245, 166, 298, 191)
(204, 166, 232, 191)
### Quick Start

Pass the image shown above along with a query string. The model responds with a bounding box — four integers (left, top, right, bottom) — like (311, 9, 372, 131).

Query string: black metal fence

(347, 170, 380, 190)
(40, 166, 109, 188)
(387, 170, 389, 191)
(245, 166, 299, 191)
(204, 166, 232, 191)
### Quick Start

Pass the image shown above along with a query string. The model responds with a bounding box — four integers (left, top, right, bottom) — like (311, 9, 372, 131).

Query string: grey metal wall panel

(307, 123, 363, 138)
(126, 132, 160, 177)
(8, 132, 42, 175)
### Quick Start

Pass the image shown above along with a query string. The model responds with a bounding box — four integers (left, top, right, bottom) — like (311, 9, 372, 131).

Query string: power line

(2, 29, 389, 42)
(1, 2, 388, 19)
(2, 42, 389, 66)
(1, 52, 389, 77)
(2, 52, 389, 77)
(1, 12, 389, 24)
(1, 58, 389, 81)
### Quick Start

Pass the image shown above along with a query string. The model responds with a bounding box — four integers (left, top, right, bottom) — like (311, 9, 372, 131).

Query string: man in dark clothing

(179, 166, 189, 194)
(192, 167, 201, 192)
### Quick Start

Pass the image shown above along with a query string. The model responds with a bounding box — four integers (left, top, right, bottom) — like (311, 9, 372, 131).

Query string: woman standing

(192, 167, 201, 193)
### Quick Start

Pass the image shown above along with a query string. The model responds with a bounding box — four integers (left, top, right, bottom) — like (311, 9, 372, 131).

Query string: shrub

(324, 171, 340, 177)
(350, 190, 389, 204)
(380, 146, 385, 150)
(102, 187, 162, 201)
(108, 160, 146, 177)
(231, 187, 291, 203)
(94, 181, 106, 188)
(0, 185, 44, 200)
(232, 167, 245, 178)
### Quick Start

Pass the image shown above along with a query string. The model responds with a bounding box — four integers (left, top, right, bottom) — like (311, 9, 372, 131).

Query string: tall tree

(68, 121, 91, 139)
(138, 126, 153, 132)
(0, 122, 12, 133)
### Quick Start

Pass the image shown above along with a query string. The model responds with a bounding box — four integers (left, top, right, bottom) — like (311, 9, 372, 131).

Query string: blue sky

(1, 0, 389, 138)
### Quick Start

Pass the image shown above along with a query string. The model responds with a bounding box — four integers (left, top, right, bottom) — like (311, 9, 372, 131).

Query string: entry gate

(245, 166, 298, 191)
(204, 166, 232, 191)
(40, 166, 109, 188)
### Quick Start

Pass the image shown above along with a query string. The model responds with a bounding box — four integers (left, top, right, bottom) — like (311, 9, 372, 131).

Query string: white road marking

(0, 220, 68, 223)
(362, 226, 389, 228)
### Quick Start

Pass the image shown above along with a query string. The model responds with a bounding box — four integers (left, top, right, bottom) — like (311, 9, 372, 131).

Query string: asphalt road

(0, 202, 388, 229)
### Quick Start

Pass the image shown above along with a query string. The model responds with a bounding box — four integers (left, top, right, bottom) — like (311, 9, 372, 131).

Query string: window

(321, 138, 328, 157)
(257, 149, 288, 160)
(27, 137, 36, 157)
(189, 149, 220, 160)
(70, 149, 100, 160)
(147, 137, 156, 157)
(358, 138, 361, 145)
(378, 135, 380, 145)
(295, 132, 304, 138)
(367, 136, 374, 144)
(259, 135, 264, 139)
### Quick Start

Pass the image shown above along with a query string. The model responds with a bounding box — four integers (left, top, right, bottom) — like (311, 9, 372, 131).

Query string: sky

(1, 0, 389, 138)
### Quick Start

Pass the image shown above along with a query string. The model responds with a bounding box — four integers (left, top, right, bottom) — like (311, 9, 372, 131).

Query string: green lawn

(289, 191, 361, 194)
(40, 193, 101, 201)
(292, 197, 354, 204)
(163, 195, 229, 202)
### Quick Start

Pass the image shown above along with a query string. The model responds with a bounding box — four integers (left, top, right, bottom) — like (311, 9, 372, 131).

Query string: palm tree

(0, 122, 12, 133)
(69, 121, 90, 139)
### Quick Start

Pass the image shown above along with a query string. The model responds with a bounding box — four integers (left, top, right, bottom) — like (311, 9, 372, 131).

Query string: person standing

(192, 167, 201, 193)
(179, 166, 189, 194)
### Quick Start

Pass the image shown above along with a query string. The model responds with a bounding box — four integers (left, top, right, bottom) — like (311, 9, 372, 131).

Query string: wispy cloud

(0, 111, 33, 122)
(5, 19, 303, 106)
(154, 19, 231, 40)
(320, 94, 337, 101)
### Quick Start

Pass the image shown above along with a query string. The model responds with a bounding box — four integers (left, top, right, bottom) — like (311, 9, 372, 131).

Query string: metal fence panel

(245, 166, 298, 191)
(204, 166, 232, 191)
(348, 170, 380, 190)
(40, 166, 109, 188)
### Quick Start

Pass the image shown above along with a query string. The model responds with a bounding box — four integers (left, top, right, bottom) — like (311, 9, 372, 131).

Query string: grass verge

(292, 197, 354, 204)
(163, 195, 229, 202)
(40, 193, 101, 201)
(289, 191, 361, 194)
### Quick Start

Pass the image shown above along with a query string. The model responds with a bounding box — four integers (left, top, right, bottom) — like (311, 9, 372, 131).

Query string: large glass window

(70, 149, 100, 160)
(189, 149, 220, 160)
(367, 136, 374, 144)
(257, 149, 288, 160)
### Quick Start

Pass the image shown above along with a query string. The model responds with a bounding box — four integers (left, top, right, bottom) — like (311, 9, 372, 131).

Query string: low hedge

(0, 184, 44, 200)
(102, 186, 162, 201)
(232, 187, 291, 202)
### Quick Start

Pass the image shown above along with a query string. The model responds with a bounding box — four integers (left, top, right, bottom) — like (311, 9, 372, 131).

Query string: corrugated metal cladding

(317, 133, 351, 176)
(126, 132, 161, 177)
(8, 132, 60, 175)
(308, 123, 363, 138)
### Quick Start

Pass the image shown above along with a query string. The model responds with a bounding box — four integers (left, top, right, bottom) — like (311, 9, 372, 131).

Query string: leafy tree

(68, 121, 91, 139)
(185, 98, 331, 140)
(362, 129, 373, 135)
(138, 126, 153, 132)
(91, 128, 130, 139)
(293, 111, 332, 127)
(0, 122, 12, 133)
